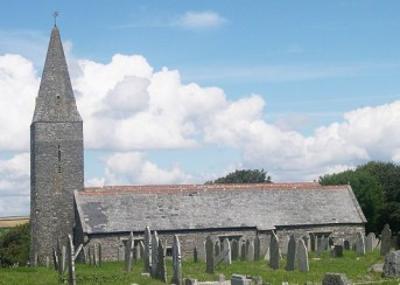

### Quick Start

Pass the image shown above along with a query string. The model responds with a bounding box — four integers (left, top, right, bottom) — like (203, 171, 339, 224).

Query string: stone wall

(82, 223, 364, 262)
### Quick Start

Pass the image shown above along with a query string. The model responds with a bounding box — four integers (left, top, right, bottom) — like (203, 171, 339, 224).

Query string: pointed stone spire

(32, 26, 81, 122)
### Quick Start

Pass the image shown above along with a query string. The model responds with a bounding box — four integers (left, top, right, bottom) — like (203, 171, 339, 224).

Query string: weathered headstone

(135, 242, 141, 260)
(332, 245, 343, 258)
(231, 239, 239, 260)
(66, 234, 76, 285)
(269, 231, 280, 270)
(223, 238, 232, 265)
(98, 243, 102, 266)
(303, 234, 311, 252)
(285, 235, 296, 271)
(205, 236, 214, 274)
(93, 244, 99, 266)
(381, 224, 392, 256)
(231, 274, 252, 285)
(296, 239, 309, 272)
(254, 235, 261, 261)
(322, 273, 350, 285)
(193, 246, 198, 263)
(172, 235, 182, 285)
(383, 250, 400, 277)
(215, 240, 221, 257)
(157, 241, 167, 282)
(356, 232, 366, 256)
(144, 226, 152, 272)
(281, 235, 289, 256)
(151, 231, 160, 277)
(140, 241, 145, 259)
(343, 240, 350, 250)
(125, 232, 134, 272)
(240, 241, 246, 261)
(246, 240, 254, 261)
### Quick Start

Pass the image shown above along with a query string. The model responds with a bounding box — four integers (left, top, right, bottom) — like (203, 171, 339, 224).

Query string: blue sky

(1, 1, 400, 215)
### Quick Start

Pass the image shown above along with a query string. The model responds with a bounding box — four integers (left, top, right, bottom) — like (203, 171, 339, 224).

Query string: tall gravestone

(144, 226, 152, 272)
(215, 240, 221, 257)
(356, 232, 366, 256)
(303, 234, 311, 252)
(157, 241, 167, 282)
(365, 232, 375, 252)
(285, 235, 296, 271)
(240, 242, 246, 261)
(151, 231, 160, 277)
(205, 236, 214, 274)
(223, 239, 232, 265)
(193, 246, 198, 263)
(296, 239, 309, 272)
(135, 242, 141, 260)
(246, 240, 254, 261)
(254, 235, 261, 261)
(281, 235, 289, 256)
(344, 240, 350, 250)
(269, 232, 280, 270)
(172, 235, 183, 285)
(125, 232, 134, 272)
(231, 239, 239, 260)
(381, 224, 392, 256)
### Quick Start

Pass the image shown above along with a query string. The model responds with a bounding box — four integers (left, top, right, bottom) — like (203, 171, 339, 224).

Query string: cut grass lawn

(1, 250, 399, 285)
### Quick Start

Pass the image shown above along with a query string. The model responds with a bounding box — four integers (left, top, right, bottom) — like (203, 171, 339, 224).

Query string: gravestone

(172, 235, 183, 285)
(322, 273, 350, 285)
(332, 245, 343, 257)
(125, 232, 134, 272)
(285, 235, 296, 271)
(303, 234, 311, 252)
(66, 234, 76, 285)
(223, 239, 232, 265)
(140, 241, 145, 259)
(231, 239, 239, 260)
(381, 224, 392, 256)
(144, 226, 152, 272)
(135, 242, 141, 260)
(151, 231, 160, 277)
(254, 235, 261, 261)
(269, 231, 280, 270)
(157, 241, 167, 282)
(281, 235, 289, 256)
(205, 236, 214, 274)
(98, 243, 102, 266)
(343, 240, 350, 250)
(240, 242, 246, 261)
(231, 274, 252, 285)
(246, 240, 254, 261)
(215, 240, 221, 257)
(296, 239, 309, 272)
(193, 246, 198, 263)
(383, 250, 400, 277)
(356, 232, 366, 256)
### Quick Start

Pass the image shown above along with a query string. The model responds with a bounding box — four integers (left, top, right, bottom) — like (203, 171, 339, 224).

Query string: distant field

(0, 217, 29, 229)
(0, 250, 399, 285)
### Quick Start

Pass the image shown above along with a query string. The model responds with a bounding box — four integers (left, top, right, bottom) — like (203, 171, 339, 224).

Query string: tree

(320, 169, 384, 233)
(0, 223, 30, 267)
(207, 169, 272, 184)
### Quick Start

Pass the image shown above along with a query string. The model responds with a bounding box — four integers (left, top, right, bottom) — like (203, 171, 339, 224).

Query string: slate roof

(74, 183, 367, 235)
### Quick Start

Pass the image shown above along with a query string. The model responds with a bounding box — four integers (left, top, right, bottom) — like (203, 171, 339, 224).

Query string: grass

(0, 250, 399, 285)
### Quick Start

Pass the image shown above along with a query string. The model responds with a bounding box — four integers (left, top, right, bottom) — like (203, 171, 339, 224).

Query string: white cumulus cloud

(176, 11, 227, 29)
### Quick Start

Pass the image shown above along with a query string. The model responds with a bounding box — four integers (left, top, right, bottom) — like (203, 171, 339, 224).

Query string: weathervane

(53, 11, 59, 26)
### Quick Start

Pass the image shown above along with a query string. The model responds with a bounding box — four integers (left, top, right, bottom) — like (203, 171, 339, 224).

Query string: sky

(1, 1, 400, 216)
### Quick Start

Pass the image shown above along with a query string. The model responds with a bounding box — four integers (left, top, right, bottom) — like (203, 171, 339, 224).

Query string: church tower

(30, 25, 83, 263)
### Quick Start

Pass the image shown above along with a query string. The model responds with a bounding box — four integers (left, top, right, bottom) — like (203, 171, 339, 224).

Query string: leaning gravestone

(157, 241, 167, 282)
(172, 235, 183, 285)
(356, 232, 366, 256)
(231, 239, 239, 260)
(285, 235, 296, 271)
(322, 273, 350, 285)
(381, 224, 392, 256)
(223, 239, 232, 265)
(269, 231, 280, 270)
(151, 231, 160, 277)
(383, 250, 400, 277)
(296, 239, 309, 272)
(144, 226, 152, 272)
(205, 236, 215, 274)
(246, 240, 255, 261)
(254, 235, 261, 261)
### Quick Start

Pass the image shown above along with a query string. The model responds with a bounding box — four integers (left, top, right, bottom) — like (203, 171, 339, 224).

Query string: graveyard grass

(0, 250, 399, 285)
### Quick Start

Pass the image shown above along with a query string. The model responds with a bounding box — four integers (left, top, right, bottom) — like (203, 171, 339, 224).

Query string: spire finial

(53, 11, 59, 26)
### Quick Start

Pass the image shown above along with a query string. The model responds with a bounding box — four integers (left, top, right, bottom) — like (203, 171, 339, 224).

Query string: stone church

(30, 26, 366, 263)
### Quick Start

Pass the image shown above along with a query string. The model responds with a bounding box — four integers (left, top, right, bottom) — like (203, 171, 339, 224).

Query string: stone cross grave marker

(285, 235, 296, 271)
(172, 235, 183, 285)
(381, 224, 392, 256)
(269, 231, 280, 270)
(296, 239, 309, 272)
